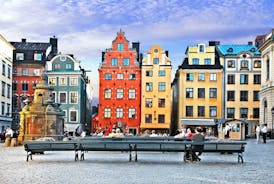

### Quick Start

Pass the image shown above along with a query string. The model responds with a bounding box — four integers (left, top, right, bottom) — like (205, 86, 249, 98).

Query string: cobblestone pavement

(0, 139, 274, 184)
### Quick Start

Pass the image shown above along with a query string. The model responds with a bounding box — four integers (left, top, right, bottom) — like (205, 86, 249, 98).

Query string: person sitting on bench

(191, 127, 205, 161)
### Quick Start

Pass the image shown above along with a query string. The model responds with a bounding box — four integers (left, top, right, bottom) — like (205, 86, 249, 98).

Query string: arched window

(266, 58, 270, 80)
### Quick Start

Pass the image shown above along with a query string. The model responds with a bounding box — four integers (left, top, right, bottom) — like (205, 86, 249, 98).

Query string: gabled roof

(217, 45, 260, 56)
(179, 57, 223, 70)
(10, 42, 51, 51)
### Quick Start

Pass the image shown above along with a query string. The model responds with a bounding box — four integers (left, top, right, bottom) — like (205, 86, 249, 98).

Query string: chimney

(248, 41, 253, 45)
(102, 52, 105, 62)
(50, 36, 58, 55)
(22, 38, 26, 43)
(165, 51, 169, 57)
(132, 42, 140, 62)
(209, 41, 220, 46)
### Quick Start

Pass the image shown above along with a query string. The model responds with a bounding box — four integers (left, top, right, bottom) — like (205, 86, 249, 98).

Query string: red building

(98, 30, 142, 135)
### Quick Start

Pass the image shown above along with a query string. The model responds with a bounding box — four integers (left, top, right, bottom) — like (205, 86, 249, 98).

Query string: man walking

(261, 124, 268, 144)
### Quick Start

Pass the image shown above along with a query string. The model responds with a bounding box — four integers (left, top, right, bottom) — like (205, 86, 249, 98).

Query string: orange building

(98, 30, 142, 135)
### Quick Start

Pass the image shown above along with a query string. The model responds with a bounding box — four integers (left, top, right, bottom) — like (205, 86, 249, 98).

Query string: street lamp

(271, 107, 274, 139)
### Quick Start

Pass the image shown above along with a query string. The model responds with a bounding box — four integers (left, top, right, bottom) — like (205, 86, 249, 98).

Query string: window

(49, 78, 56, 86)
(253, 108, 259, 118)
(69, 110, 77, 122)
(209, 88, 217, 98)
(128, 89, 135, 99)
(2, 63, 5, 76)
(253, 91, 259, 101)
(129, 74, 136, 80)
(7, 65, 11, 79)
(227, 108, 235, 118)
(60, 92, 67, 103)
(267, 59, 270, 80)
(153, 58, 159, 64)
(227, 60, 235, 68)
(146, 70, 153, 77)
(128, 108, 136, 118)
(117, 43, 124, 51)
(123, 58, 129, 66)
(111, 58, 118, 66)
(51, 92, 56, 102)
(22, 83, 28, 91)
(104, 73, 112, 80)
(204, 58, 211, 65)
(22, 69, 28, 76)
(198, 106, 205, 117)
(70, 77, 78, 86)
(240, 74, 248, 84)
(145, 98, 153, 108)
(186, 106, 193, 117)
(158, 98, 165, 108)
(145, 114, 152, 123)
(104, 108, 111, 118)
(12, 83, 17, 91)
(241, 60, 248, 69)
(59, 77, 67, 86)
(1, 102, 5, 115)
(70, 92, 78, 104)
(210, 73, 217, 81)
(7, 84, 11, 99)
(199, 44, 205, 52)
(209, 106, 217, 117)
(198, 88, 205, 98)
(158, 114, 165, 124)
(227, 91, 235, 101)
(117, 74, 124, 80)
(186, 73, 193, 81)
(116, 108, 123, 118)
(34, 53, 42, 61)
(66, 64, 72, 69)
(192, 58, 199, 64)
(104, 89, 111, 99)
(198, 73, 205, 81)
(254, 60, 261, 68)
(227, 75, 235, 84)
(146, 82, 153, 91)
(253, 75, 261, 84)
(240, 108, 248, 118)
(7, 103, 10, 116)
(158, 82, 166, 91)
(33, 69, 40, 76)
(186, 88, 193, 98)
(240, 91, 248, 101)
(54, 64, 61, 70)
(116, 89, 124, 99)
(2, 82, 5, 96)
(158, 70, 166, 76)
(16, 53, 24, 60)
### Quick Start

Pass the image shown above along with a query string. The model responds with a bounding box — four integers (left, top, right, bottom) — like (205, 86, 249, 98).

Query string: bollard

(4, 137, 11, 147)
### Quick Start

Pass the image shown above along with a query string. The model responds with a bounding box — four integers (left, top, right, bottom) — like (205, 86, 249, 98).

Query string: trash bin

(4, 137, 11, 147)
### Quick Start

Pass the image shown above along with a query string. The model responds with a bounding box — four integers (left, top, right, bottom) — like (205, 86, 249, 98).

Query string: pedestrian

(256, 125, 261, 144)
(261, 124, 268, 144)
(224, 123, 231, 139)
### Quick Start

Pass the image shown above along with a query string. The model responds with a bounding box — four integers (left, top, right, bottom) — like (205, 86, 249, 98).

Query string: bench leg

(26, 152, 32, 162)
(135, 150, 138, 162)
(80, 151, 84, 161)
(75, 151, 79, 161)
(129, 150, 132, 162)
(238, 153, 244, 163)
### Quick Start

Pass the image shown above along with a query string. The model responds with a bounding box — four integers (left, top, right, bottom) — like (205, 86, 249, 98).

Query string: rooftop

(217, 45, 260, 56)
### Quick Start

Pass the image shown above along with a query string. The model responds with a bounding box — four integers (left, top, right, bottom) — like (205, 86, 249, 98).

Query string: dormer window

(241, 60, 249, 69)
(198, 44, 205, 52)
(250, 48, 255, 52)
(118, 43, 124, 51)
(227, 48, 233, 52)
(254, 60, 261, 68)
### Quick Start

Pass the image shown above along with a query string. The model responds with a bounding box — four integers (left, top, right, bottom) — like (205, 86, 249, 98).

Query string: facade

(258, 29, 274, 133)
(46, 54, 91, 135)
(171, 42, 223, 135)
(0, 35, 14, 132)
(10, 37, 57, 129)
(141, 45, 172, 133)
(217, 43, 261, 137)
(98, 30, 141, 135)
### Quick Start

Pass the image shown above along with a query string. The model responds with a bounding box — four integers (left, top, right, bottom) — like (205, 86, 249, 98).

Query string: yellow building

(217, 43, 261, 137)
(172, 42, 222, 135)
(141, 46, 172, 133)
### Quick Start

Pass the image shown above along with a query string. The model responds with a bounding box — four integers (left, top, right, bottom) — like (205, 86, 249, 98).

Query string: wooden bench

(23, 138, 246, 163)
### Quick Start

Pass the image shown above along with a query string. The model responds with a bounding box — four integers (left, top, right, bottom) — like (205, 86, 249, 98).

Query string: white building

(0, 34, 14, 132)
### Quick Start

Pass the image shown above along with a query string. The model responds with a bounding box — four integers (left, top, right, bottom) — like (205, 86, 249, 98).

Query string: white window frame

(128, 108, 136, 118)
(128, 89, 136, 99)
(210, 73, 217, 81)
(104, 89, 111, 99)
(69, 109, 78, 122)
(70, 91, 78, 104)
(49, 77, 57, 86)
(104, 108, 111, 118)
(116, 108, 123, 118)
(59, 77, 67, 86)
(59, 91, 67, 104)
(70, 77, 78, 86)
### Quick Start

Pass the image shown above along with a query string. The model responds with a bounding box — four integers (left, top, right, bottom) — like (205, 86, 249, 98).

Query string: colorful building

(141, 45, 172, 133)
(46, 54, 91, 135)
(0, 34, 14, 131)
(258, 29, 274, 133)
(171, 42, 223, 135)
(98, 30, 142, 135)
(10, 37, 57, 129)
(217, 43, 261, 137)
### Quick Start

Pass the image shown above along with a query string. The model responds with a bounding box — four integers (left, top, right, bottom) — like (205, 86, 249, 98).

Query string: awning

(64, 124, 80, 132)
(180, 119, 215, 126)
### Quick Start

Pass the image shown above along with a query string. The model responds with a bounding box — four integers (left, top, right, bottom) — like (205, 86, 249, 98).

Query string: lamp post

(271, 107, 274, 139)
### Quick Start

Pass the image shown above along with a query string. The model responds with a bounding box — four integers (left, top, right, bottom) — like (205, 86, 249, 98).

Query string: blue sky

(0, 0, 273, 100)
